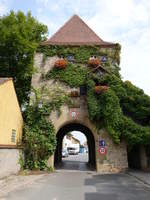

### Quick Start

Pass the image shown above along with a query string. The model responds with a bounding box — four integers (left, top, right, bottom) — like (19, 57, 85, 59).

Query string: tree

(0, 11, 48, 105)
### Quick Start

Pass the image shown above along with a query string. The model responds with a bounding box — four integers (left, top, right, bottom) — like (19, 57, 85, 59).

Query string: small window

(11, 129, 16, 143)
(66, 55, 75, 62)
(96, 70, 104, 78)
(80, 85, 87, 95)
(100, 56, 107, 62)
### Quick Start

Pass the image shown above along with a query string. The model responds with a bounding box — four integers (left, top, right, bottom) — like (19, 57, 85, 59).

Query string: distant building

(63, 134, 80, 150)
(80, 141, 88, 153)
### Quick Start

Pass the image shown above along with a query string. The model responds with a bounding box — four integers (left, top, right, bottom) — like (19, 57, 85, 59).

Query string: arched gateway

(55, 122, 96, 168)
(31, 15, 128, 172)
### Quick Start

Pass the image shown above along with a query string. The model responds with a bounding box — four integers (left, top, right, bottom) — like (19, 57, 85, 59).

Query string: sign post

(98, 139, 106, 155)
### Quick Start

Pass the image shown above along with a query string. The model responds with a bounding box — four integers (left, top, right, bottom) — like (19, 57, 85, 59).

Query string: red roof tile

(42, 15, 116, 47)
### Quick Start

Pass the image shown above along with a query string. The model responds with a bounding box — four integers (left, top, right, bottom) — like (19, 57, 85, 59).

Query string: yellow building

(0, 78, 23, 147)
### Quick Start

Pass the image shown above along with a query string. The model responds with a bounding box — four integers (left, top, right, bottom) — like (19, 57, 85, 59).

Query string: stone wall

(0, 149, 21, 179)
(32, 53, 128, 173)
(96, 129, 128, 172)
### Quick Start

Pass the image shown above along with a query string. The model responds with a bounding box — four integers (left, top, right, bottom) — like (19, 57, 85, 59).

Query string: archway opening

(54, 123, 96, 171)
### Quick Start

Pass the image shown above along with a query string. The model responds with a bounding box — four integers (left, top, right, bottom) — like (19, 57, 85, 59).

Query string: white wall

(0, 149, 21, 178)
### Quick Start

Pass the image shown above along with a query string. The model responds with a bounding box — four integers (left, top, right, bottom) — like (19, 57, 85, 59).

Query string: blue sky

(0, 0, 150, 95)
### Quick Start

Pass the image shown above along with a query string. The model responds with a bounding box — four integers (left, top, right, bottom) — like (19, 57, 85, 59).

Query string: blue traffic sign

(99, 140, 106, 147)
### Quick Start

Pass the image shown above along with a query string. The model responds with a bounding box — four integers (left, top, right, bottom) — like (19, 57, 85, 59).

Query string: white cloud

(0, 0, 8, 15)
(36, 14, 59, 36)
(36, 0, 48, 7)
(121, 27, 150, 95)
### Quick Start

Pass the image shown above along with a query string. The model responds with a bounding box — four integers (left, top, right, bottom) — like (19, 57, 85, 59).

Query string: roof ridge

(43, 15, 116, 47)
(47, 15, 76, 42)
(73, 15, 104, 42)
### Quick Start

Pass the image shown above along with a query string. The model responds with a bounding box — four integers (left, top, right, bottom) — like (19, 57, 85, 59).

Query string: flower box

(94, 85, 108, 94)
(70, 90, 79, 97)
(88, 58, 100, 67)
(55, 59, 67, 69)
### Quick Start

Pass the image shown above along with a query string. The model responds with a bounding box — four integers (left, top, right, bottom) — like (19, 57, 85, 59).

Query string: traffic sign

(98, 147, 106, 155)
(99, 139, 106, 147)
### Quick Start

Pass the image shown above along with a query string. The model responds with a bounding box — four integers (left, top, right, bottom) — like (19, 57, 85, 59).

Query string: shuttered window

(11, 129, 16, 143)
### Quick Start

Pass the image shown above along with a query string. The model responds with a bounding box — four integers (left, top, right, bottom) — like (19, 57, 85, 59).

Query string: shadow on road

(85, 193, 117, 200)
(55, 153, 95, 171)
(84, 173, 150, 200)
(55, 160, 94, 171)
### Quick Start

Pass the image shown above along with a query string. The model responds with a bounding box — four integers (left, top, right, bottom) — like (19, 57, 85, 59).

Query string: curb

(127, 172, 150, 187)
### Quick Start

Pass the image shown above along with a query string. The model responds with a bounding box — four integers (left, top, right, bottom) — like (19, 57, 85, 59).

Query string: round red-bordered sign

(99, 147, 106, 155)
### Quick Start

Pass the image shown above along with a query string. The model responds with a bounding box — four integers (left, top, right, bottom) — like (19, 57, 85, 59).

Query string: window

(11, 129, 16, 143)
(80, 85, 87, 95)
(100, 56, 107, 62)
(96, 70, 104, 78)
(60, 55, 65, 59)
(66, 55, 75, 62)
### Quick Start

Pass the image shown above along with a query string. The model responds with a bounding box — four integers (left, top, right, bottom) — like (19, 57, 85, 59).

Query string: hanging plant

(94, 85, 109, 94)
(55, 59, 67, 69)
(88, 56, 100, 67)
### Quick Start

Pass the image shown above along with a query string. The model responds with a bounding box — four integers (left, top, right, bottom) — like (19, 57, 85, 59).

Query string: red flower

(94, 85, 108, 94)
(55, 59, 67, 69)
(88, 58, 100, 67)
(101, 86, 108, 92)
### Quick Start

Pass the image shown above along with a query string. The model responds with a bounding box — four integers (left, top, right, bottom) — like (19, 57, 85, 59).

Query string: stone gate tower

(32, 15, 128, 172)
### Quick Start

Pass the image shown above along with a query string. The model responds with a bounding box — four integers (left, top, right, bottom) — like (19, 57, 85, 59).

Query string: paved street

(1, 154, 150, 200)
(56, 153, 89, 171)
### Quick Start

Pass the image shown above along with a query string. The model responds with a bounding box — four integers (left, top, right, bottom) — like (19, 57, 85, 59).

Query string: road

(56, 152, 89, 171)
(2, 154, 150, 200)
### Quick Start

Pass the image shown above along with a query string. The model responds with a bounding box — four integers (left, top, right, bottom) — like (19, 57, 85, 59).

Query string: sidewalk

(127, 170, 150, 186)
(0, 173, 46, 198)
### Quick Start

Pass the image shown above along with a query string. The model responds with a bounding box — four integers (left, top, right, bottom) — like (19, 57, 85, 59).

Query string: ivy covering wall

(24, 86, 71, 170)
(40, 45, 150, 147)
(26, 44, 150, 170)
(37, 45, 121, 74)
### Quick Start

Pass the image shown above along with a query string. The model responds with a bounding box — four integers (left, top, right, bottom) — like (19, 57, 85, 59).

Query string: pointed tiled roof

(42, 15, 116, 47)
(0, 78, 12, 85)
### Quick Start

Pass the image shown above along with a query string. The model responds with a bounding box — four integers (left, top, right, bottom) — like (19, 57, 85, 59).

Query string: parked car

(62, 149, 69, 157)
(67, 147, 79, 155)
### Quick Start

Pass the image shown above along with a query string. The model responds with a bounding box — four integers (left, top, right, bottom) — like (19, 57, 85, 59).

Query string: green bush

(24, 104, 56, 170)
(23, 87, 71, 170)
